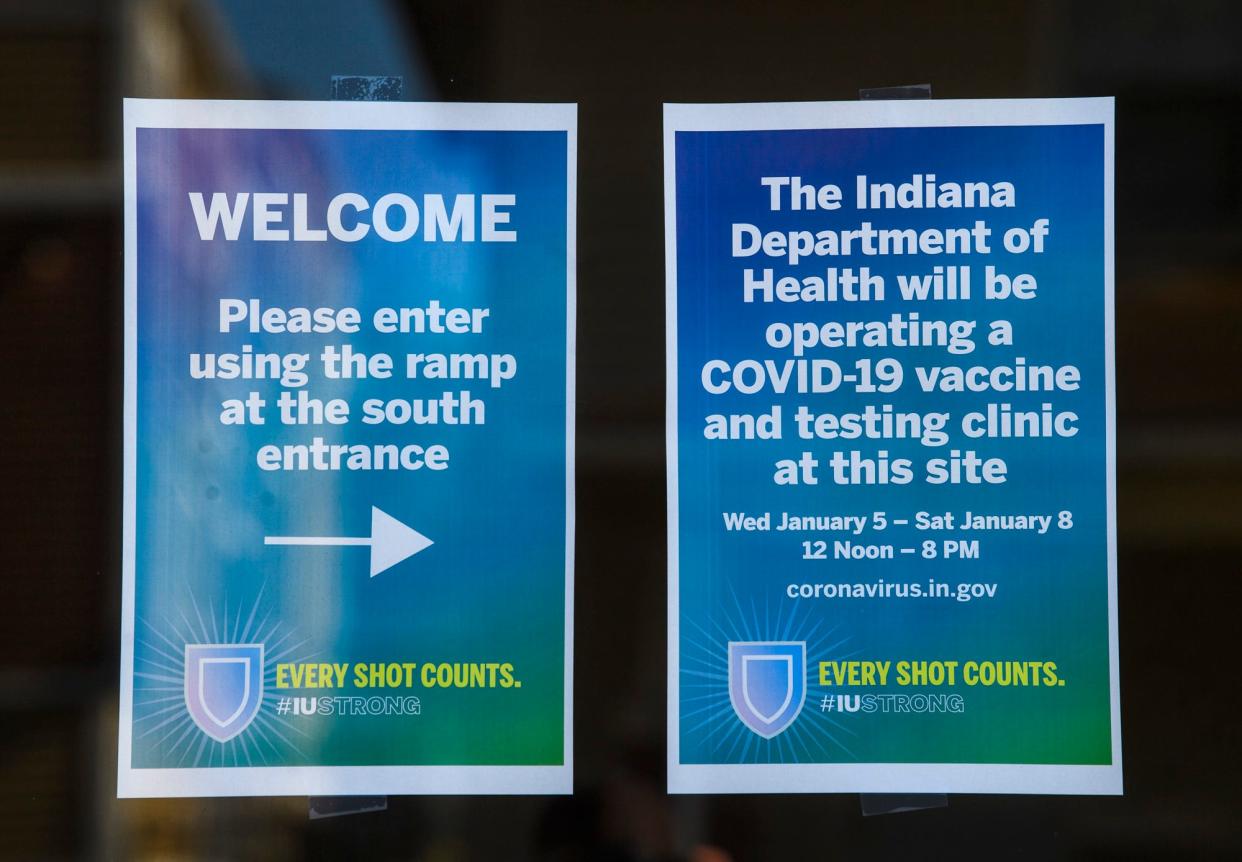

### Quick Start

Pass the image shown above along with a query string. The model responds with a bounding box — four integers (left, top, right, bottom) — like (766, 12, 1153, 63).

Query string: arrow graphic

(264, 506, 433, 577)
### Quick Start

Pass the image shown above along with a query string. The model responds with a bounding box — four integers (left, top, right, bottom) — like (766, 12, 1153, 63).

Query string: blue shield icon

(728, 641, 806, 738)
(184, 644, 264, 742)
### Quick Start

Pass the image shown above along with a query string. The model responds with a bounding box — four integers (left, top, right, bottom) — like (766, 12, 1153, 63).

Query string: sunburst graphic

(680, 580, 861, 763)
(131, 584, 318, 767)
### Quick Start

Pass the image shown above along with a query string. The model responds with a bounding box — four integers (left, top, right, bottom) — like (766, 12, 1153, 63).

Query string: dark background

(1, 1, 1239, 858)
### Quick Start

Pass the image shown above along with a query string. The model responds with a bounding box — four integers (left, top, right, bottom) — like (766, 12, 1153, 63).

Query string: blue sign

(121, 100, 575, 797)
(666, 99, 1119, 794)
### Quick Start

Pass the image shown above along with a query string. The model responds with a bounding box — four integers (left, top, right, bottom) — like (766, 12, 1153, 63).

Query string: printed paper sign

(665, 99, 1119, 794)
(120, 100, 575, 797)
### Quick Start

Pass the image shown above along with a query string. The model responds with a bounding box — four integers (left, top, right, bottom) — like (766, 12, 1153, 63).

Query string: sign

(665, 99, 1119, 794)
(120, 100, 575, 797)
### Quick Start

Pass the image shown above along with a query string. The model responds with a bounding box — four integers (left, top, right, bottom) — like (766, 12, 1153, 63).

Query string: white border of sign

(120, 99, 576, 797)
(664, 98, 1120, 795)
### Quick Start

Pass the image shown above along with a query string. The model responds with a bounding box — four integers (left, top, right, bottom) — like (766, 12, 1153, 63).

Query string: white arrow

(264, 506, 433, 577)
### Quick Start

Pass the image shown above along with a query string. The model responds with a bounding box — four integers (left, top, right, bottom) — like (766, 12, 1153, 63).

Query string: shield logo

(728, 641, 806, 738)
(184, 644, 264, 742)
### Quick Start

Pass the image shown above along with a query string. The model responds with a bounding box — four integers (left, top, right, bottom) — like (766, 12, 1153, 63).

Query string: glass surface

(1, 0, 1239, 858)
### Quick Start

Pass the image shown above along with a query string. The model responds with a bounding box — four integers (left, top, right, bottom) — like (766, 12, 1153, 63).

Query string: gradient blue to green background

(131, 127, 567, 768)
(675, 124, 1111, 765)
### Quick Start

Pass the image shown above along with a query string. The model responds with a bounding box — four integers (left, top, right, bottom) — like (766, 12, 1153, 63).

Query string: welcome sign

(665, 99, 1120, 794)
(119, 100, 575, 797)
